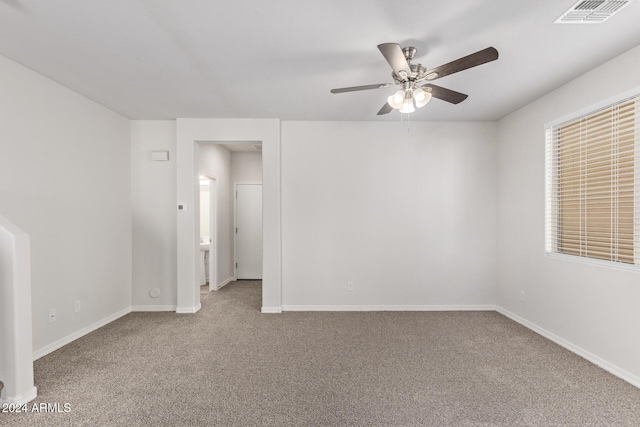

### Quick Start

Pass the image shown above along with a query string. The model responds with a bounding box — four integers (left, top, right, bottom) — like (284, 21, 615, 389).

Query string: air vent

(555, 0, 633, 23)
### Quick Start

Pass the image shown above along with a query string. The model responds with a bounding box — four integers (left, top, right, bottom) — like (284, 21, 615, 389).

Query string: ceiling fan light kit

(330, 43, 499, 116)
(386, 86, 432, 113)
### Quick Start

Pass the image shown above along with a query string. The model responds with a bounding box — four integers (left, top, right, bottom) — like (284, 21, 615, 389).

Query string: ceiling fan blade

(421, 84, 468, 104)
(377, 102, 393, 115)
(377, 43, 412, 79)
(423, 47, 499, 81)
(330, 83, 391, 94)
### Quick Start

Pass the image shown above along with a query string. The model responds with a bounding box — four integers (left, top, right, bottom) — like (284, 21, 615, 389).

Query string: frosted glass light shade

(413, 88, 432, 108)
(399, 96, 415, 113)
(387, 90, 405, 109)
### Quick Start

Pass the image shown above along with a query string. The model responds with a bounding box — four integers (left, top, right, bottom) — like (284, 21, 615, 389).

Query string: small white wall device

(151, 150, 169, 161)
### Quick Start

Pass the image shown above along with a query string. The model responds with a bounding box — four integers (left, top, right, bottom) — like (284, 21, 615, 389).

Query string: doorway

(197, 141, 263, 295)
(176, 118, 281, 314)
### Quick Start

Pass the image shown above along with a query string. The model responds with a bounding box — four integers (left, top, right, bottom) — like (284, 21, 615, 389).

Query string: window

(545, 92, 640, 267)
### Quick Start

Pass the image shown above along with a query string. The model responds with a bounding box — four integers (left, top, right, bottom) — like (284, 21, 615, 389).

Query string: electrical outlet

(48, 308, 56, 323)
(519, 291, 526, 303)
(74, 300, 81, 313)
(347, 281, 354, 292)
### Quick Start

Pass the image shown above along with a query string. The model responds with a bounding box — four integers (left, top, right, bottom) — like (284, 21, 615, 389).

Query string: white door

(235, 184, 262, 279)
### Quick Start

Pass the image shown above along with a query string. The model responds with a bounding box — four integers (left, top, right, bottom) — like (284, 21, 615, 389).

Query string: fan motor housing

(392, 63, 426, 84)
(391, 46, 427, 83)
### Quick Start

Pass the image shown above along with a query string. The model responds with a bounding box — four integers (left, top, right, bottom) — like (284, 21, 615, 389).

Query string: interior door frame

(202, 175, 218, 291)
(234, 181, 263, 280)
(177, 118, 281, 314)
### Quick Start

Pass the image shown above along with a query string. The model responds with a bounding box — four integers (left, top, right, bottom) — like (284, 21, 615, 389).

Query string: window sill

(545, 252, 640, 273)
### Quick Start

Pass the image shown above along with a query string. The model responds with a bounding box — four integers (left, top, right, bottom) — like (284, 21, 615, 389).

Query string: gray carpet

(2, 280, 640, 426)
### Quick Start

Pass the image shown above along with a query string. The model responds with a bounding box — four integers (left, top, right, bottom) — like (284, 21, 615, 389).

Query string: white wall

(281, 121, 497, 308)
(199, 144, 234, 287)
(131, 120, 177, 309)
(496, 44, 640, 385)
(0, 54, 131, 356)
(231, 151, 263, 183)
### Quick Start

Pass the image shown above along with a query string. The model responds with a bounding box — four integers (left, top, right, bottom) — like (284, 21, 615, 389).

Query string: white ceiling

(1, 0, 640, 121)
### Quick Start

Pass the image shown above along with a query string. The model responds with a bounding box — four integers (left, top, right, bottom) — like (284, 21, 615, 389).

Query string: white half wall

(281, 121, 498, 307)
(199, 144, 233, 287)
(131, 120, 177, 309)
(0, 54, 132, 356)
(496, 44, 640, 384)
(0, 215, 37, 404)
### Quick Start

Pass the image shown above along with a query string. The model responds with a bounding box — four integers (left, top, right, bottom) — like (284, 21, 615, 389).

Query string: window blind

(545, 95, 640, 266)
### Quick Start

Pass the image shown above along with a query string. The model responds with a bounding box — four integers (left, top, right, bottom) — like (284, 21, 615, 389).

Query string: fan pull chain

(400, 112, 410, 132)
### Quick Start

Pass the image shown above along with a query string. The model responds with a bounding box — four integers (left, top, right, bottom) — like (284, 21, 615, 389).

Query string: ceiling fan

(330, 43, 499, 115)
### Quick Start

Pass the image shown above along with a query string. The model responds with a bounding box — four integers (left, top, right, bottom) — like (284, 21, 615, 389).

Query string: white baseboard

(215, 276, 235, 291)
(282, 304, 497, 312)
(0, 386, 38, 405)
(496, 306, 640, 389)
(132, 305, 177, 312)
(33, 307, 132, 360)
(386, 304, 496, 311)
(261, 306, 282, 313)
(176, 303, 201, 314)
